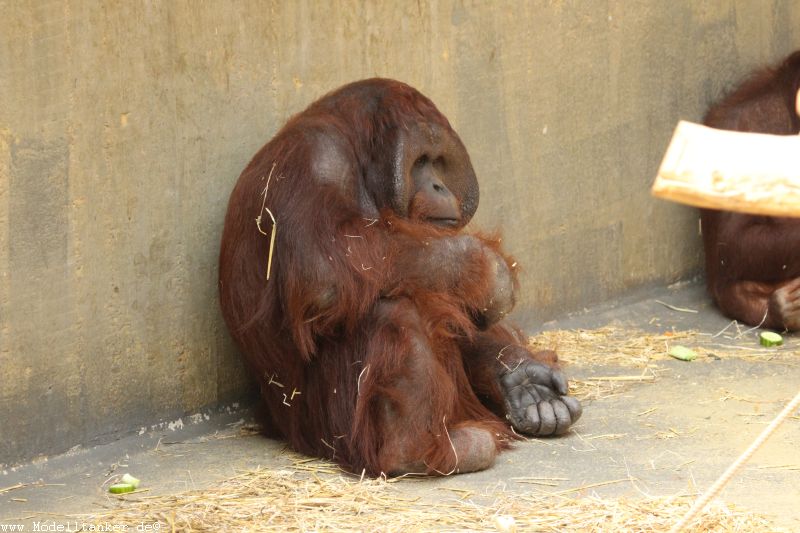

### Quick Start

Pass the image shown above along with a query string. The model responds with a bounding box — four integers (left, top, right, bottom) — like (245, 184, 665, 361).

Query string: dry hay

(528, 326, 797, 402)
(73, 327, 792, 531)
(568, 374, 657, 403)
(80, 462, 782, 532)
(529, 326, 798, 368)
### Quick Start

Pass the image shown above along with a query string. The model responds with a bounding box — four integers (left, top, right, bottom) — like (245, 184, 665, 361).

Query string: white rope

(670, 389, 800, 532)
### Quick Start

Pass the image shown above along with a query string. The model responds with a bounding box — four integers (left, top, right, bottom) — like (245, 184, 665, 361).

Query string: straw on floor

(82, 463, 781, 532)
(78, 326, 794, 532)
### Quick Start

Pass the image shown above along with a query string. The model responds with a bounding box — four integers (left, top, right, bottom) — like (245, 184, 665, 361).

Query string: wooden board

(651, 120, 800, 217)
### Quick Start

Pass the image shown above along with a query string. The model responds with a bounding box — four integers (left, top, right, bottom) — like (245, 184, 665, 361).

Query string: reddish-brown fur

(219, 79, 575, 476)
(700, 51, 800, 331)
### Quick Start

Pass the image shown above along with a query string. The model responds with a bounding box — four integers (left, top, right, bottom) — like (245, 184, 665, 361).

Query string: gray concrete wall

(1, 0, 799, 466)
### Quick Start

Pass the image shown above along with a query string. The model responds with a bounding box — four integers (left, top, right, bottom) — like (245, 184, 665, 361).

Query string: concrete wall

(2, 0, 799, 466)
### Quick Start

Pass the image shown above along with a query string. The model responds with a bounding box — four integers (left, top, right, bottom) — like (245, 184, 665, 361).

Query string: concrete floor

(1, 281, 799, 529)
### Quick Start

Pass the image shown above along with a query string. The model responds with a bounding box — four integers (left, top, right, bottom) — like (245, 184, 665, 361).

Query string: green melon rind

(109, 483, 135, 494)
(759, 331, 783, 347)
(121, 473, 141, 489)
(668, 345, 698, 361)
